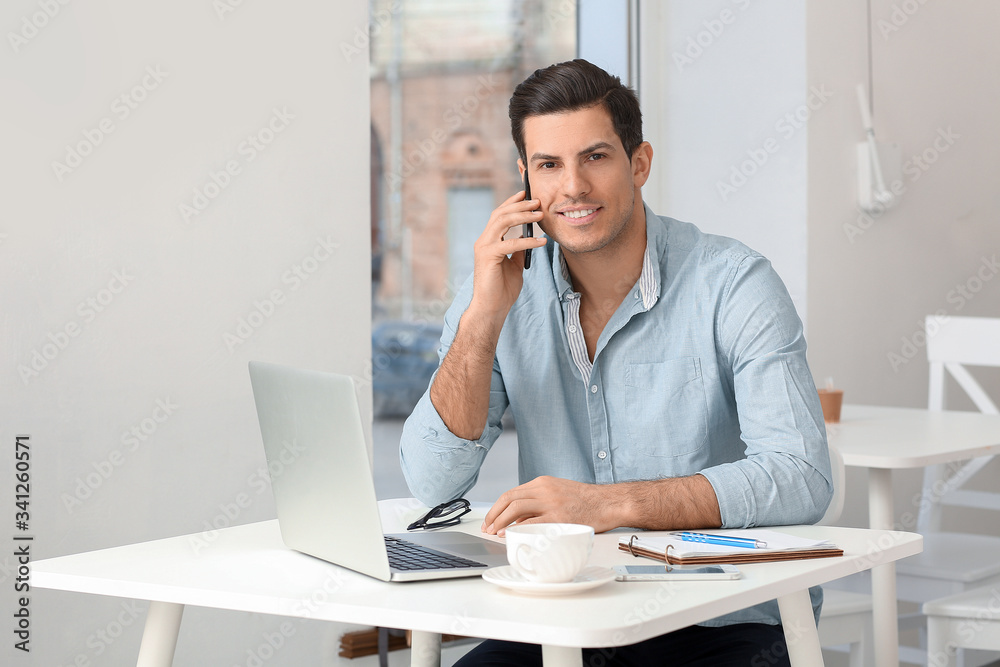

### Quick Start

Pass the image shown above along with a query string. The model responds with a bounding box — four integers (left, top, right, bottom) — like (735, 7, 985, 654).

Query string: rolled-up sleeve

(399, 278, 510, 506)
(698, 254, 833, 528)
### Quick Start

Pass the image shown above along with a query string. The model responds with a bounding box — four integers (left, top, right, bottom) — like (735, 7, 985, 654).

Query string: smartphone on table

(613, 564, 742, 581)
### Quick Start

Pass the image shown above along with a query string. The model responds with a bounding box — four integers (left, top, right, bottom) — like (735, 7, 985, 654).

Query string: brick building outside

(369, 0, 576, 324)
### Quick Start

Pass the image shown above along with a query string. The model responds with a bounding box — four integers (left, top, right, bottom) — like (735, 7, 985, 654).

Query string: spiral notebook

(618, 530, 843, 565)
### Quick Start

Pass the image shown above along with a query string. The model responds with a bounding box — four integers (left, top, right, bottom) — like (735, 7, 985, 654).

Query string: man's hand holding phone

(468, 188, 546, 325)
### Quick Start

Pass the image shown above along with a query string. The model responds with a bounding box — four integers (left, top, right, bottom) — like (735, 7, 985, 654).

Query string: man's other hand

(480, 476, 623, 535)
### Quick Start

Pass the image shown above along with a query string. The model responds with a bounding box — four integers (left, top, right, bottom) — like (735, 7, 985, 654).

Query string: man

(400, 59, 832, 666)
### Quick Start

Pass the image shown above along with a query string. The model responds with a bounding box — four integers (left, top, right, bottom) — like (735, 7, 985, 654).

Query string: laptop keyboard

(384, 535, 488, 571)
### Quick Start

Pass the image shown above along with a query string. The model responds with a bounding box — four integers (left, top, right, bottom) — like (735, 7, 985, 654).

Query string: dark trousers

(452, 623, 792, 667)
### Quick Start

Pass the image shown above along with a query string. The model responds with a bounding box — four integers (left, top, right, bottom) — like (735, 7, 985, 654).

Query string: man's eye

(540, 162, 555, 169)
(587, 153, 605, 161)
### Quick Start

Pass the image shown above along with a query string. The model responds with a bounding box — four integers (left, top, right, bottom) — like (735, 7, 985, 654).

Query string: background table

(828, 404, 1000, 667)
(33, 499, 922, 667)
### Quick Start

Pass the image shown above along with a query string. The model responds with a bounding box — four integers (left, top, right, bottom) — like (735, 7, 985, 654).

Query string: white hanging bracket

(856, 83, 901, 213)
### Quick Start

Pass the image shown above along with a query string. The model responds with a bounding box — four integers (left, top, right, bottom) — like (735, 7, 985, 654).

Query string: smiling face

(519, 104, 650, 260)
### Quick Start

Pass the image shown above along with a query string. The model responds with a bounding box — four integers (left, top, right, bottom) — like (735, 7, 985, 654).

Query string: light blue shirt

(401, 203, 832, 627)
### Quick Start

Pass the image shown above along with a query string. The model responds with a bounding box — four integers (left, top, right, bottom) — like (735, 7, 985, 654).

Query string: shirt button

(598, 450, 607, 460)
(568, 325, 577, 333)
(634, 291, 640, 299)
(590, 385, 598, 394)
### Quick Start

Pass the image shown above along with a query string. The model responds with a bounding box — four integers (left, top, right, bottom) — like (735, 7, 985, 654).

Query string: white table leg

(926, 616, 957, 667)
(135, 601, 184, 667)
(541, 644, 582, 666)
(868, 467, 900, 667)
(409, 630, 442, 667)
(868, 468, 895, 529)
(777, 589, 824, 666)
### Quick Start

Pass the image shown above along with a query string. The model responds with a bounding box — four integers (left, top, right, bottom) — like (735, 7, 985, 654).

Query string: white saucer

(482, 566, 616, 596)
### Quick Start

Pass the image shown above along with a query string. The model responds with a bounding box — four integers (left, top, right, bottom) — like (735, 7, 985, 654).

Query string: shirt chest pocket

(624, 357, 709, 457)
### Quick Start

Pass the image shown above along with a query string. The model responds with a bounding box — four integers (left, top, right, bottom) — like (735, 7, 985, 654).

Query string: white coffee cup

(505, 523, 594, 583)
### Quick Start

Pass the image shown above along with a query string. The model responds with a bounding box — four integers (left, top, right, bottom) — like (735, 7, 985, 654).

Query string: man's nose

(560, 165, 591, 200)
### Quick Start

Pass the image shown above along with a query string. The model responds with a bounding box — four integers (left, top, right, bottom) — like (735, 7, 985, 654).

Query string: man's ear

(631, 141, 653, 188)
(517, 157, 525, 180)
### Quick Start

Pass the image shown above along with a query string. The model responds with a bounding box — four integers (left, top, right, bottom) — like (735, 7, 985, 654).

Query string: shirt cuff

(407, 382, 498, 452)
(698, 466, 757, 529)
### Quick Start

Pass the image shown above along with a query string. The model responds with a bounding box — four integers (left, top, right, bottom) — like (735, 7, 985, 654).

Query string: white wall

(1, 1, 374, 665)
(807, 0, 1000, 534)
(640, 0, 810, 322)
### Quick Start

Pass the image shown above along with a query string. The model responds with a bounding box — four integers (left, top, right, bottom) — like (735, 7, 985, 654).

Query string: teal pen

(672, 532, 768, 549)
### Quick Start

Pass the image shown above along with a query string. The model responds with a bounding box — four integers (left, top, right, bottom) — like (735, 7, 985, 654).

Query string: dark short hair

(509, 59, 643, 163)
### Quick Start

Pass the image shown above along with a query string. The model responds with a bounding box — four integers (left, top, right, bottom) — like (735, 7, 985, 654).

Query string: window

(368, 0, 578, 499)
(447, 186, 493, 290)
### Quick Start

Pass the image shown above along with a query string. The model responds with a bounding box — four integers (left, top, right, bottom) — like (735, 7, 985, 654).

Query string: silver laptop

(248, 360, 508, 581)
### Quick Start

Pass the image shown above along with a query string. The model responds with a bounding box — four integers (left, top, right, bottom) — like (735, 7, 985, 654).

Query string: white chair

(925, 585, 1000, 667)
(897, 316, 1000, 666)
(817, 441, 876, 667)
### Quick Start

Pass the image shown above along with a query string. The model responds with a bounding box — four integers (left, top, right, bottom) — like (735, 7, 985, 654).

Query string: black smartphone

(523, 169, 534, 270)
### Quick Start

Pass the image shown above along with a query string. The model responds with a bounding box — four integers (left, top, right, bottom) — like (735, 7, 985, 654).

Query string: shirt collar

(551, 201, 663, 311)
(552, 248, 575, 301)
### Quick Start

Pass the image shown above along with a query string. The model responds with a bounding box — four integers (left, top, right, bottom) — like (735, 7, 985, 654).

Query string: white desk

(828, 404, 1000, 667)
(33, 499, 920, 667)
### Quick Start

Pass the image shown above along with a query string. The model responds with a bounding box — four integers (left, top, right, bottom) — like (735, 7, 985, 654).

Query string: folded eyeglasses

(406, 498, 472, 531)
